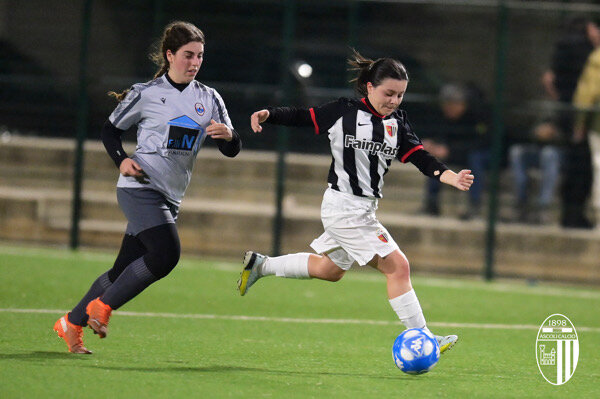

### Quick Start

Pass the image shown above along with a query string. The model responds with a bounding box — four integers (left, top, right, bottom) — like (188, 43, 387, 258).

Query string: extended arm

(250, 107, 313, 132)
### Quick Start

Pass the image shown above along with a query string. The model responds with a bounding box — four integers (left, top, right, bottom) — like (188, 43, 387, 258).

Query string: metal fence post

(484, 1, 509, 280)
(272, 0, 296, 256)
(70, 0, 93, 250)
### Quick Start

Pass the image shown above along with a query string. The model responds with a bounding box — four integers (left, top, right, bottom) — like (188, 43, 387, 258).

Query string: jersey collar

(361, 97, 385, 119)
(164, 73, 192, 92)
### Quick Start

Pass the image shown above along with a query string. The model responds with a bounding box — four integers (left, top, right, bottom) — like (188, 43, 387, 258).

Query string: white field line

(2, 308, 600, 333)
(2, 245, 600, 300)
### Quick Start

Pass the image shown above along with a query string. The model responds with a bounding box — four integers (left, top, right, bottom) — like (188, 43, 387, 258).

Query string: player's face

(166, 41, 204, 84)
(367, 78, 408, 116)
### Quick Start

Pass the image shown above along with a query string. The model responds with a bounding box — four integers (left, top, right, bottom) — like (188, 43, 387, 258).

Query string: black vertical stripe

(327, 156, 339, 190)
(112, 91, 141, 126)
(212, 91, 225, 122)
(369, 116, 385, 198)
(342, 111, 362, 196)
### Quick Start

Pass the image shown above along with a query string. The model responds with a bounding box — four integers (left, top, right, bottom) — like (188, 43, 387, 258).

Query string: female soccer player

(238, 51, 473, 353)
(54, 21, 241, 354)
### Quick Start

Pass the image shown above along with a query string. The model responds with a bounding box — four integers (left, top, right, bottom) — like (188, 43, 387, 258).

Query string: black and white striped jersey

(267, 97, 447, 199)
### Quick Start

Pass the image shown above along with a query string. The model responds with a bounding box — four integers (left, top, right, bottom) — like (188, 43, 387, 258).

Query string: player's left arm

(398, 110, 473, 190)
(207, 89, 241, 157)
(440, 169, 474, 191)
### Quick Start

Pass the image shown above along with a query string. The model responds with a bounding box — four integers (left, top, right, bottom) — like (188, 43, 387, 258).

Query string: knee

(145, 244, 180, 279)
(385, 257, 411, 281)
(311, 254, 346, 282)
(325, 268, 345, 282)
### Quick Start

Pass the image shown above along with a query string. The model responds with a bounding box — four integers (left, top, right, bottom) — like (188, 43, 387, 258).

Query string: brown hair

(347, 49, 409, 96)
(109, 21, 205, 102)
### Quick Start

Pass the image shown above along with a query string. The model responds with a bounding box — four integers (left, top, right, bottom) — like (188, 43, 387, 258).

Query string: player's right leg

(54, 234, 147, 351)
(238, 252, 344, 296)
(53, 313, 92, 354)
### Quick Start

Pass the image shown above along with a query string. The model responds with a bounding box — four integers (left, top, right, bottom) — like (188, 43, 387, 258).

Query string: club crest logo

(536, 314, 579, 385)
(195, 102, 205, 116)
(376, 229, 389, 243)
(383, 119, 398, 137)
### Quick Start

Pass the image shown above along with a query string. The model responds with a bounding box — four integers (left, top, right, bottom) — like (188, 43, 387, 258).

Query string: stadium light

(291, 61, 313, 81)
(296, 62, 312, 78)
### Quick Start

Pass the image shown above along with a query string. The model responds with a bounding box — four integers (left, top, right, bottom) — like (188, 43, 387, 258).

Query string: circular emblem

(536, 313, 579, 385)
(195, 102, 205, 116)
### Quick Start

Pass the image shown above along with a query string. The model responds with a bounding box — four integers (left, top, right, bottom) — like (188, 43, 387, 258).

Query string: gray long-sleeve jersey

(108, 75, 234, 206)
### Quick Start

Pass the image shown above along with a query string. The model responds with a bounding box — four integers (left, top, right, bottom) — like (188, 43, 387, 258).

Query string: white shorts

(310, 187, 400, 270)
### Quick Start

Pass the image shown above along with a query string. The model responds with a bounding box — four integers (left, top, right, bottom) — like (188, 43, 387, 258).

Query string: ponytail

(347, 49, 408, 96)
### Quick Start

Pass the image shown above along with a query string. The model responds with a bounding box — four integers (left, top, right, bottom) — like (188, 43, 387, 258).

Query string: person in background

(508, 120, 562, 224)
(421, 83, 489, 219)
(573, 44, 600, 227)
(543, 16, 600, 228)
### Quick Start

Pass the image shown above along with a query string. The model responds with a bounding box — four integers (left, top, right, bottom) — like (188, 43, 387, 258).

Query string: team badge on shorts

(383, 119, 398, 137)
(195, 102, 205, 116)
(376, 229, 389, 243)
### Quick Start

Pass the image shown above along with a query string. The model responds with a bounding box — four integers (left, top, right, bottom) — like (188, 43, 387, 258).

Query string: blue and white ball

(392, 328, 440, 374)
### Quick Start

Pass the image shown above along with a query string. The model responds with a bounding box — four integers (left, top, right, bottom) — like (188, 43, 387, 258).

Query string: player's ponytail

(109, 21, 205, 102)
(348, 49, 409, 96)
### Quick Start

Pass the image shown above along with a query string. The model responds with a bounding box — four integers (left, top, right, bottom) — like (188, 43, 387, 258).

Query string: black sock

(68, 272, 112, 326)
(100, 257, 158, 310)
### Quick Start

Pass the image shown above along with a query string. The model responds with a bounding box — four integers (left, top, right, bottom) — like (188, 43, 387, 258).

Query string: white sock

(259, 253, 311, 279)
(389, 289, 427, 330)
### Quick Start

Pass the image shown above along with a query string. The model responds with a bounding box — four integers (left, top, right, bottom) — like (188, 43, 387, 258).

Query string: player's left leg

(369, 250, 458, 354)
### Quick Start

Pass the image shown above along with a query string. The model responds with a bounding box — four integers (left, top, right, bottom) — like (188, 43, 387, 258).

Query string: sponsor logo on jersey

(195, 102, 205, 116)
(376, 229, 389, 243)
(536, 314, 579, 385)
(344, 135, 398, 158)
(167, 115, 204, 152)
(383, 119, 398, 137)
(160, 97, 166, 104)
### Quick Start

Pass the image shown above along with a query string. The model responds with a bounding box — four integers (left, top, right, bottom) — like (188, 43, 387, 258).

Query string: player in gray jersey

(239, 51, 473, 357)
(54, 21, 241, 354)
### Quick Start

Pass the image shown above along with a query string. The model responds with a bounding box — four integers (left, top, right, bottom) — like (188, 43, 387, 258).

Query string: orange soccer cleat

(53, 314, 92, 354)
(86, 298, 112, 338)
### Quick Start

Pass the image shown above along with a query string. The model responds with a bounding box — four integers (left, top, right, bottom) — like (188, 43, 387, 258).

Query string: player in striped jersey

(238, 51, 473, 354)
(54, 21, 241, 353)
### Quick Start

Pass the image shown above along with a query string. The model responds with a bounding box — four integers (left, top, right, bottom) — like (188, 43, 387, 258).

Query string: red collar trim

(361, 98, 385, 119)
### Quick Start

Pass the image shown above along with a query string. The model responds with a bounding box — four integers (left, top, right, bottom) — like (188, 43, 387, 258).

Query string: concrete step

(1, 186, 598, 284)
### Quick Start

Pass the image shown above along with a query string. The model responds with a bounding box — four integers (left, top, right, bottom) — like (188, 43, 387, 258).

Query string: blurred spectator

(421, 83, 490, 218)
(543, 16, 600, 228)
(573, 45, 600, 227)
(508, 121, 562, 224)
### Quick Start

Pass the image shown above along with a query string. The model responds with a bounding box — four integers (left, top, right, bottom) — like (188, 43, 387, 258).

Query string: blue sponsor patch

(167, 116, 204, 151)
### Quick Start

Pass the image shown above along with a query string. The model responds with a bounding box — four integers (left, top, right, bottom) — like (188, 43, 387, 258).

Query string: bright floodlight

(297, 63, 313, 78)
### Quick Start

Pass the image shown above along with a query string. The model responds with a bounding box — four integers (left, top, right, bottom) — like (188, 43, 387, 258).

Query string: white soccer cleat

(435, 334, 458, 354)
(237, 251, 267, 296)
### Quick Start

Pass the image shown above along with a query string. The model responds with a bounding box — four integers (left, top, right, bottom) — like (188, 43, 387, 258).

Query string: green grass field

(0, 244, 598, 398)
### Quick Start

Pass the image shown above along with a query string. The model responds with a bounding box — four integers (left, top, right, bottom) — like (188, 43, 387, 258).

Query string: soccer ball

(392, 328, 440, 374)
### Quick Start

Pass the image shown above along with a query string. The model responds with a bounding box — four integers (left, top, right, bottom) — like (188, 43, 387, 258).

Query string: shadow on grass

(0, 353, 419, 381)
(0, 351, 92, 361)
(79, 364, 410, 380)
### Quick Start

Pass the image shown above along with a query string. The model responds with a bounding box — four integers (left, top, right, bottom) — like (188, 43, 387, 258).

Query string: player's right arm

(100, 120, 146, 179)
(251, 99, 350, 134)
